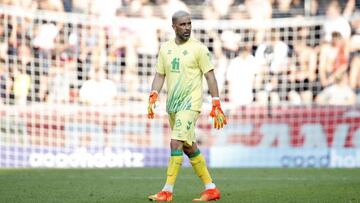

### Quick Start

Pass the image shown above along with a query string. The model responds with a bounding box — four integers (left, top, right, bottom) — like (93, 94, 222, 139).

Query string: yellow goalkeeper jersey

(156, 37, 214, 113)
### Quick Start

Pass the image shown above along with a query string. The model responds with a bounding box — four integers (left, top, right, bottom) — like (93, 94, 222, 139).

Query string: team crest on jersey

(207, 52, 211, 59)
(182, 50, 188, 55)
(167, 50, 172, 54)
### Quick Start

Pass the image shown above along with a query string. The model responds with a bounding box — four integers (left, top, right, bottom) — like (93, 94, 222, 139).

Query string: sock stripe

(171, 149, 183, 156)
(188, 149, 201, 158)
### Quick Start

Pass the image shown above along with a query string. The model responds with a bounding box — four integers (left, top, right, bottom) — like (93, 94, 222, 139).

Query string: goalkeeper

(147, 10, 227, 202)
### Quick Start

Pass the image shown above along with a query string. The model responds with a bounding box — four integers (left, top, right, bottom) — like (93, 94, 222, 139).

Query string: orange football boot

(148, 191, 173, 202)
(192, 188, 220, 202)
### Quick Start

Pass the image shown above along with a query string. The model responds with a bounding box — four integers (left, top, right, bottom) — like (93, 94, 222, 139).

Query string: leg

(148, 111, 186, 202)
(184, 143, 221, 202)
(183, 143, 214, 188)
(148, 139, 183, 202)
(163, 110, 199, 191)
(164, 139, 184, 187)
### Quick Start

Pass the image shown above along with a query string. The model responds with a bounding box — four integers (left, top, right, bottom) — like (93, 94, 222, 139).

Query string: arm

(318, 44, 333, 86)
(349, 57, 360, 89)
(204, 70, 219, 98)
(343, 0, 355, 18)
(151, 72, 166, 93)
(204, 69, 227, 129)
(307, 48, 318, 82)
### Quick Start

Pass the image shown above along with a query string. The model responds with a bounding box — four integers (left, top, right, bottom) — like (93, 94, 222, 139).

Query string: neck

(175, 37, 188, 45)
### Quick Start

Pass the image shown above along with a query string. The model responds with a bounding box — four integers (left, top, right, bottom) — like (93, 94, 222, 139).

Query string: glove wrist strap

(150, 90, 158, 95)
(212, 97, 221, 107)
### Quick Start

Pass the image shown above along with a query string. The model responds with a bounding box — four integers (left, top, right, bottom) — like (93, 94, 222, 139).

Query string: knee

(183, 146, 198, 157)
(170, 139, 183, 150)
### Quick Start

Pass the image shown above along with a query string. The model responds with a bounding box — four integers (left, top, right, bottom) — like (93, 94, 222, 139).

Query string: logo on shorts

(186, 121, 193, 130)
(175, 119, 182, 128)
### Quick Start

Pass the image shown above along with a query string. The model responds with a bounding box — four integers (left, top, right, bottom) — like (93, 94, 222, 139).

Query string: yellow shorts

(169, 110, 200, 146)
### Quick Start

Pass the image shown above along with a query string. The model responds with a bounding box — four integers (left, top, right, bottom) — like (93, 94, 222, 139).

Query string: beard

(179, 32, 190, 41)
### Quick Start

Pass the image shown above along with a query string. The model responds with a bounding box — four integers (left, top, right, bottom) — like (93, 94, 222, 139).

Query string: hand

(209, 98, 227, 129)
(147, 90, 158, 119)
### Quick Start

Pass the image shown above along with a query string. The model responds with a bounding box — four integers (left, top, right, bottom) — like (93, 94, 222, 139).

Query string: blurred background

(0, 0, 360, 168)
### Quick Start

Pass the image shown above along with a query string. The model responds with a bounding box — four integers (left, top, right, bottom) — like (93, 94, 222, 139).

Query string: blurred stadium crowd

(0, 0, 360, 106)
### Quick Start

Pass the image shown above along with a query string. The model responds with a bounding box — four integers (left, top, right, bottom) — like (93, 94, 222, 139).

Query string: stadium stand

(0, 0, 360, 168)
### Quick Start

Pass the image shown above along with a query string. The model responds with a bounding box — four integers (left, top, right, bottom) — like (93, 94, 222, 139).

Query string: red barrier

(1, 105, 359, 148)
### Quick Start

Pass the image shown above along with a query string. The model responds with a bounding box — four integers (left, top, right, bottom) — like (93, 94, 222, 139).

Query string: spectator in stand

(290, 0, 305, 15)
(220, 30, 243, 93)
(79, 67, 117, 105)
(16, 44, 40, 102)
(307, 0, 356, 17)
(79, 22, 106, 61)
(79, 22, 107, 81)
(135, 5, 161, 78)
(106, 8, 140, 100)
(255, 29, 289, 104)
(318, 31, 349, 88)
(323, 0, 351, 42)
(208, 29, 232, 96)
(0, 21, 5, 42)
(245, 0, 272, 44)
(2, 0, 38, 10)
(308, 0, 320, 16)
(0, 59, 13, 105)
(226, 45, 260, 106)
(343, 0, 356, 19)
(288, 36, 318, 105)
(47, 53, 72, 104)
(272, 0, 295, 18)
(159, 0, 189, 20)
(7, 16, 20, 60)
(202, 2, 221, 20)
(128, 0, 148, 17)
(12, 62, 31, 105)
(37, 0, 64, 12)
(350, 55, 360, 104)
(32, 20, 59, 74)
(206, 0, 235, 19)
(71, 0, 91, 14)
(89, 0, 122, 23)
(315, 73, 356, 105)
(220, 30, 242, 60)
(245, 0, 272, 19)
(0, 40, 7, 62)
(32, 20, 61, 102)
(349, 15, 360, 104)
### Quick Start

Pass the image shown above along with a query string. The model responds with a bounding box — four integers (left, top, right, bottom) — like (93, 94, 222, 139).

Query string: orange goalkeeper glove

(209, 98, 227, 129)
(147, 90, 158, 119)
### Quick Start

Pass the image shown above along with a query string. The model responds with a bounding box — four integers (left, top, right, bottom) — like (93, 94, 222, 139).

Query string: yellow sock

(165, 150, 183, 185)
(189, 149, 213, 184)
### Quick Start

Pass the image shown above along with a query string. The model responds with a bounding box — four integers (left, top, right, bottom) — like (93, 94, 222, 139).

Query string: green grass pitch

(0, 168, 360, 203)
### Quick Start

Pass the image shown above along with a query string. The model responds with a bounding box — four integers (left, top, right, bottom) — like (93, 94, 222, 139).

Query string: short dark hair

(172, 10, 190, 24)
(331, 31, 342, 40)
